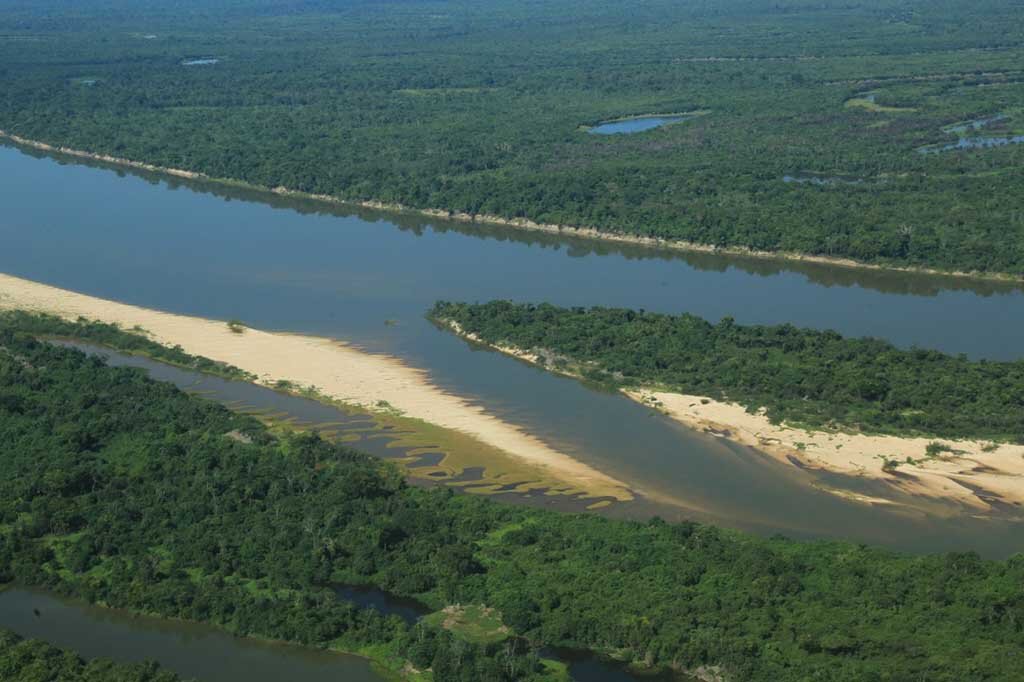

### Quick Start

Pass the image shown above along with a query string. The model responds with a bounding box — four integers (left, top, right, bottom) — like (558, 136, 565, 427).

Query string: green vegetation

(0, 311, 253, 381)
(2, 1, 1024, 275)
(0, 322, 548, 681)
(422, 605, 510, 645)
(431, 301, 1024, 442)
(0, 629, 184, 682)
(3, 315, 1024, 680)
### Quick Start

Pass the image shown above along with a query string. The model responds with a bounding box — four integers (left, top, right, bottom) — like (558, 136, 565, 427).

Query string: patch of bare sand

(630, 389, 1024, 512)
(0, 273, 632, 501)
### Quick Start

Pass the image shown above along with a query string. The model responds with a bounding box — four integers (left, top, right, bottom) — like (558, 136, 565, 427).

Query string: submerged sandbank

(441, 322, 1024, 514)
(0, 273, 632, 502)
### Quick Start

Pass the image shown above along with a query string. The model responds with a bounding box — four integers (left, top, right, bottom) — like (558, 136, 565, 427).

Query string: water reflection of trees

(9, 140, 1019, 299)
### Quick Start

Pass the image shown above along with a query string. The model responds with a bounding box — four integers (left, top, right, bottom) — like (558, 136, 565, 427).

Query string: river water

(0, 588, 383, 682)
(2, 142, 1024, 557)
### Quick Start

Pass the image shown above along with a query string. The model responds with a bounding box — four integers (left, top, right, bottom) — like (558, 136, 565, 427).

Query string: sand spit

(0, 273, 632, 501)
(2, 130, 1021, 285)
(629, 390, 1024, 513)
(441, 322, 1024, 514)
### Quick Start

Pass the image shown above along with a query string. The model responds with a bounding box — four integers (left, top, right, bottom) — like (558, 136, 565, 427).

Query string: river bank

(0, 273, 632, 502)
(438, 321, 1024, 514)
(2, 130, 1021, 285)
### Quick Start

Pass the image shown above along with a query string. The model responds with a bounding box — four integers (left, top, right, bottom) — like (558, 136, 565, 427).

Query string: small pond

(588, 116, 687, 135)
(333, 585, 430, 626)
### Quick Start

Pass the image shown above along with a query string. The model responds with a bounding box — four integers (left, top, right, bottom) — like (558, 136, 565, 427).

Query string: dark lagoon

(2, 142, 1024, 558)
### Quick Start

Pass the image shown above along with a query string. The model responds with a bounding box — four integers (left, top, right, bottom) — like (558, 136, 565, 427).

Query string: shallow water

(3, 142, 1024, 556)
(55, 341, 622, 514)
(588, 116, 685, 134)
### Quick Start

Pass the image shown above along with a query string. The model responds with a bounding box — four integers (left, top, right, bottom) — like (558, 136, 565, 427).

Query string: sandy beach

(628, 390, 1024, 512)
(0, 273, 633, 502)
(440, 321, 1024, 513)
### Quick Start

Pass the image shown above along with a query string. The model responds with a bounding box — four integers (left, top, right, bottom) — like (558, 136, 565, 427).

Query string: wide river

(3, 142, 1024, 558)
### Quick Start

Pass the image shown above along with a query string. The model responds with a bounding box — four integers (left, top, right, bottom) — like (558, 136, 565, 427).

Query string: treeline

(431, 301, 1024, 441)
(0, 629, 184, 682)
(0, 310, 253, 381)
(2, 315, 1024, 680)
(1, 0, 1023, 274)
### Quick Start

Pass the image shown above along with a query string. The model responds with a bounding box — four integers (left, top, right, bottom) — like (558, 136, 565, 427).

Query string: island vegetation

(2, 313, 1024, 680)
(2, 0, 1024, 276)
(430, 301, 1024, 443)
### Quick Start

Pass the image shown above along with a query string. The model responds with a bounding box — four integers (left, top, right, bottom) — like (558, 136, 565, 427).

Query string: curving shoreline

(438, 320, 1024, 514)
(0, 273, 633, 502)
(2, 129, 1021, 285)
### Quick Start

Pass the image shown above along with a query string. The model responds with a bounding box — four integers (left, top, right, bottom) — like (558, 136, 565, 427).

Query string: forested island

(431, 301, 1024, 442)
(430, 301, 1024, 510)
(2, 314, 1024, 680)
(2, 0, 1024, 276)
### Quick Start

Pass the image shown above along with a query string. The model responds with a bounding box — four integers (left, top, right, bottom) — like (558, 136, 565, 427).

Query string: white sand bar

(630, 389, 1024, 512)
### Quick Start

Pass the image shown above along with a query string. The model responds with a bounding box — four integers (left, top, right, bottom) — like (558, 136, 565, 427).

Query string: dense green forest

(0, 629, 184, 682)
(431, 301, 1024, 442)
(2, 0, 1024, 274)
(3, 314, 1024, 680)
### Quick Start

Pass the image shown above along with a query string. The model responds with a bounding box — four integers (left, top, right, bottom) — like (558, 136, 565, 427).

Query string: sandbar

(0, 273, 632, 502)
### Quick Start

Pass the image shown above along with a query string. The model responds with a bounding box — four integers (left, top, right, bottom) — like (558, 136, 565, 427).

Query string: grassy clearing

(844, 97, 917, 113)
(422, 605, 510, 645)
